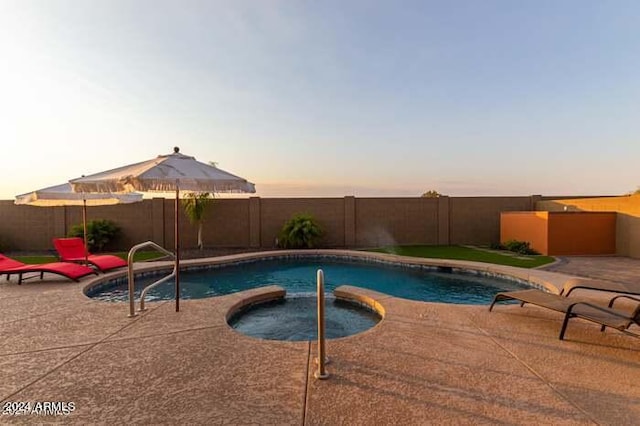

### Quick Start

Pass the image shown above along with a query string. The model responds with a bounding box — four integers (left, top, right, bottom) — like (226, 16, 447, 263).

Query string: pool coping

(224, 285, 287, 323)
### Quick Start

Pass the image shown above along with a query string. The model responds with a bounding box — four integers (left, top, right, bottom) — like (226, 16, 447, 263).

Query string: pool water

(87, 257, 530, 304)
(228, 296, 381, 341)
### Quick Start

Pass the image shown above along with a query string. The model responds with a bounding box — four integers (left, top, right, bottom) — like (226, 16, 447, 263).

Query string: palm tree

(182, 192, 213, 250)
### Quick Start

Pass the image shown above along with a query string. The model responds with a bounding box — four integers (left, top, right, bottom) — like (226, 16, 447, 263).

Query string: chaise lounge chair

(489, 289, 640, 340)
(53, 237, 127, 272)
(0, 254, 97, 284)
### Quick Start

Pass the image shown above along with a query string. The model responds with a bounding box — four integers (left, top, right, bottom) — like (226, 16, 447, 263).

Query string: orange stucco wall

(547, 212, 616, 255)
(500, 212, 549, 254)
(537, 195, 640, 258)
(500, 211, 616, 256)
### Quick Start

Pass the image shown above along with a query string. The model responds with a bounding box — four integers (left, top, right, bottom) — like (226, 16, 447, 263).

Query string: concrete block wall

(449, 197, 535, 245)
(0, 195, 548, 253)
(259, 198, 346, 248)
(354, 197, 439, 247)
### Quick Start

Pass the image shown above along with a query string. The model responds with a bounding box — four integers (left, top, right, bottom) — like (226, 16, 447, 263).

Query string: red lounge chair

(0, 254, 97, 284)
(53, 237, 127, 272)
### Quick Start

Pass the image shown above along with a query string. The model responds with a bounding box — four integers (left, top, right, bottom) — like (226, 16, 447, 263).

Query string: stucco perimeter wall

(501, 212, 549, 254)
(1, 195, 539, 252)
(449, 197, 535, 245)
(259, 198, 346, 248)
(354, 197, 439, 247)
(537, 195, 640, 258)
(0, 202, 158, 252)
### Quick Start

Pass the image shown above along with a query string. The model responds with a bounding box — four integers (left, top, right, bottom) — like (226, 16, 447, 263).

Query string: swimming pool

(87, 256, 531, 304)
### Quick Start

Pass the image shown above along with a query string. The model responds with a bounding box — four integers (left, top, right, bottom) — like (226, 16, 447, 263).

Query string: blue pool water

(87, 257, 530, 305)
(228, 296, 381, 341)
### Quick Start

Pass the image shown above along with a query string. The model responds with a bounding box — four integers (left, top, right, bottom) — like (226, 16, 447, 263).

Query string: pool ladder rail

(315, 269, 330, 380)
(126, 241, 176, 318)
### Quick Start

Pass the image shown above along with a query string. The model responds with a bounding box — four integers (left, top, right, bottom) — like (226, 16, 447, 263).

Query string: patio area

(1, 254, 639, 424)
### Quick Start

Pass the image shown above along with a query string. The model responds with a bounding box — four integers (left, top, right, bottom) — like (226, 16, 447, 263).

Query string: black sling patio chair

(489, 289, 640, 340)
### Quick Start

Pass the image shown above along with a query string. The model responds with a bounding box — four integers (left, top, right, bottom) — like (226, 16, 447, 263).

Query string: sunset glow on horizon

(1, 1, 639, 200)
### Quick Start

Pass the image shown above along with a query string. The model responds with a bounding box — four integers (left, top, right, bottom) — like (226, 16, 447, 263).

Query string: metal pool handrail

(127, 241, 176, 318)
(315, 269, 329, 379)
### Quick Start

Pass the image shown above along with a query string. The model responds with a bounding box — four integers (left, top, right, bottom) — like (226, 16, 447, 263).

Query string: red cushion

(53, 237, 88, 260)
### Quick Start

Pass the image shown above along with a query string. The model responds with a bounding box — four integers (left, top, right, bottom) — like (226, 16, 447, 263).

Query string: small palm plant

(278, 213, 323, 249)
(182, 192, 213, 250)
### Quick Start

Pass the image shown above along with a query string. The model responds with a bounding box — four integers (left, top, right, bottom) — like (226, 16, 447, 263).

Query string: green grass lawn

(367, 245, 555, 268)
(14, 251, 168, 264)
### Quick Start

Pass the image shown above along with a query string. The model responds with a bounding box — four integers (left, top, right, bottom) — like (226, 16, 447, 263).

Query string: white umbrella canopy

(70, 147, 256, 311)
(69, 148, 256, 194)
(15, 183, 143, 207)
(15, 183, 143, 264)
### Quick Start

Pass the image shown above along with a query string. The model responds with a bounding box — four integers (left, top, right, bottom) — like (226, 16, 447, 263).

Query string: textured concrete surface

(1, 251, 639, 424)
(542, 255, 640, 285)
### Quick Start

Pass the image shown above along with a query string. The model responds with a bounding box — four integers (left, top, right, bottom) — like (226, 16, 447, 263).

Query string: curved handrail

(127, 241, 175, 318)
(139, 268, 176, 312)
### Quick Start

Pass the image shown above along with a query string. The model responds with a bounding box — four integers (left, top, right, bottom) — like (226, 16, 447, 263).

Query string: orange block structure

(500, 211, 616, 256)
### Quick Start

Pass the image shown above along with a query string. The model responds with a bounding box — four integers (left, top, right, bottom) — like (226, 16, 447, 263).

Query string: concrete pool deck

(1, 251, 639, 424)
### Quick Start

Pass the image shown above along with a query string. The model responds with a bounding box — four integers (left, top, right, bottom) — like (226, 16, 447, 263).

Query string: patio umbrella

(15, 183, 143, 265)
(70, 147, 256, 311)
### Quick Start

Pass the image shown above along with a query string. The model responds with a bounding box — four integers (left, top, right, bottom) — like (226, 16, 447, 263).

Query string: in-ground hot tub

(227, 291, 382, 341)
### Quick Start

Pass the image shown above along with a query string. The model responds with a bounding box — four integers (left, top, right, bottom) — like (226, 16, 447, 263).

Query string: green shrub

(68, 219, 121, 252)
(502, 240, 539, 255)
(278, 213, 323, 249)
(489, 242, 504, 250)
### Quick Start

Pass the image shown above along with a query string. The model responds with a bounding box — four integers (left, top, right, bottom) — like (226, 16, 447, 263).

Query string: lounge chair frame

(560, 295, 640, 340)
(2, 270, 91, 285)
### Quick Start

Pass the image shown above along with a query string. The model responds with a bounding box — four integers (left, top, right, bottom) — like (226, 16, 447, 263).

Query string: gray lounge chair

(489, 289, 640, 340)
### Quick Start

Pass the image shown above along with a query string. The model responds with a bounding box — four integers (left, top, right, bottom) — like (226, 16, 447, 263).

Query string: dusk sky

(1, 0, 639, 199)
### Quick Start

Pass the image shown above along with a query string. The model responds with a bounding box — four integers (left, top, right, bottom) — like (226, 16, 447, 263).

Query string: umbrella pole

(82, 200, 89, 266)
(175, 184, 180, 312)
